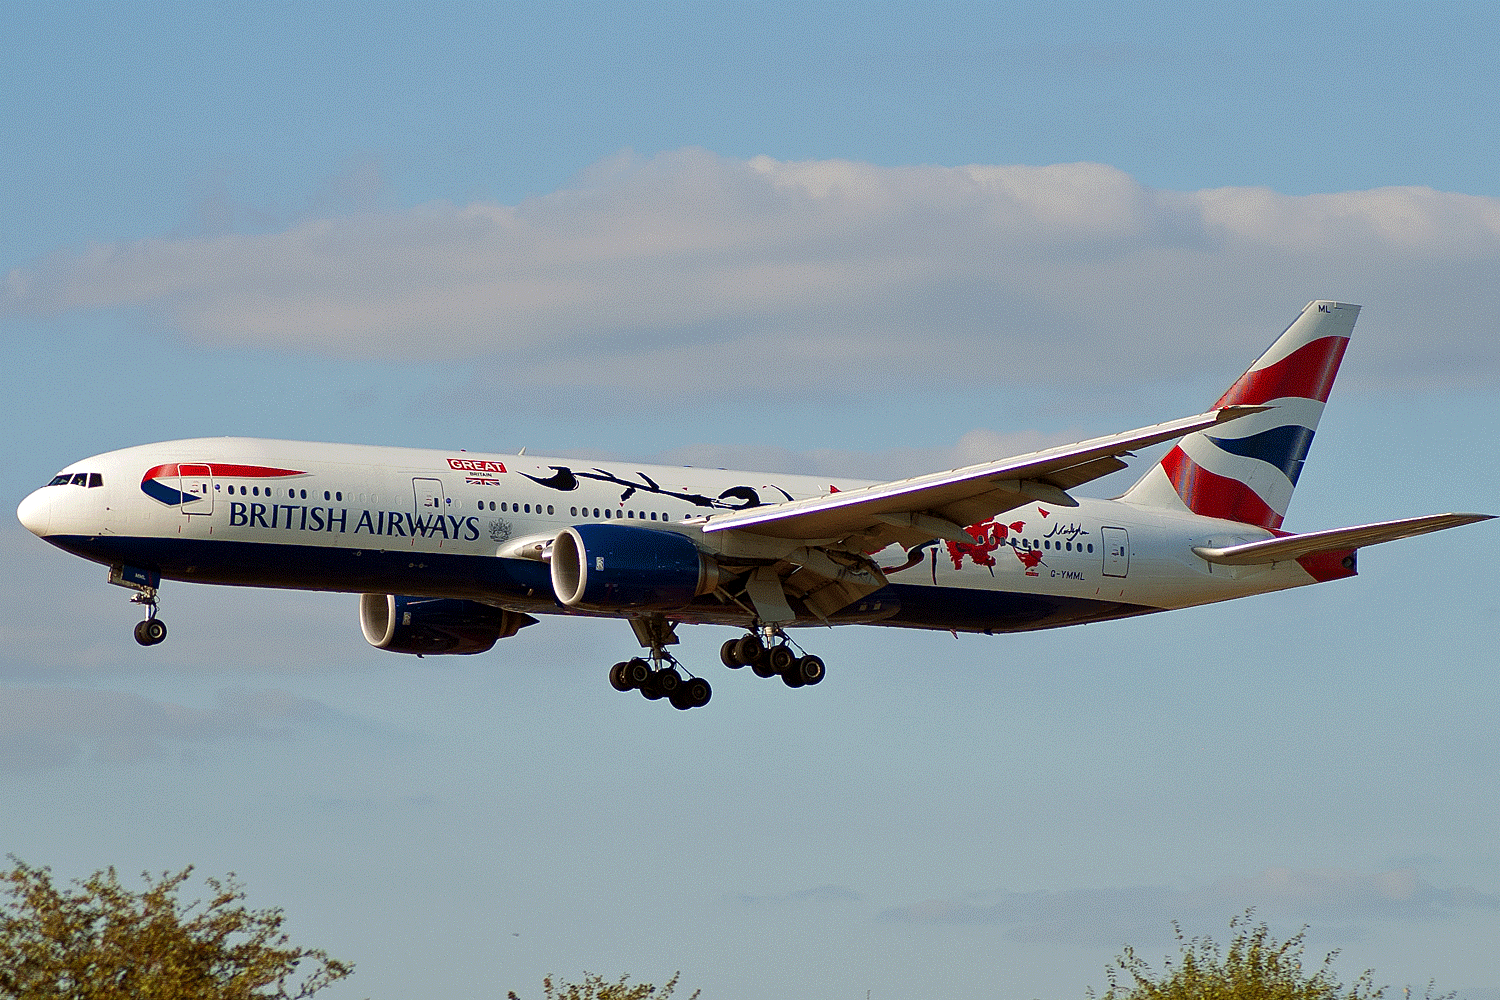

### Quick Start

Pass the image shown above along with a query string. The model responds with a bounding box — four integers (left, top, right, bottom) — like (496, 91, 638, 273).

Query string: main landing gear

(609, 656, 713, 711)
(719, 630, 825, 688)
(604, 617, 825, 710)
(609, 615, 712, 710)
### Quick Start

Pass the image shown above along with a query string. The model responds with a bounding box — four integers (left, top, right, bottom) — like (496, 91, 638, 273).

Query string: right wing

(699, 406, 1267, 552)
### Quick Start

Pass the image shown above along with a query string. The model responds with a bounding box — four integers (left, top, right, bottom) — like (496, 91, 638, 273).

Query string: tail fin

(1122, 300, 1360, 529)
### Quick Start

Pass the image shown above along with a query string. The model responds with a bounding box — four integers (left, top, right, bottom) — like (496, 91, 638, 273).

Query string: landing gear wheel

(781, 665, 806, 688)
(609, 661, 633, 692)
(654, 667, 682, 695)
(134, 619, 167, 646)
(795, 654, 825, 686)
(623, 658, 652, 688)
(684, 677, 712, 707)
(670, 676, 713, 710)
(750, 653, 778, 678)
(767, 645, 796, 674)
(720, 638, 744, 668)
(640, 673, 666, 700)
(733, 634, 764, 665)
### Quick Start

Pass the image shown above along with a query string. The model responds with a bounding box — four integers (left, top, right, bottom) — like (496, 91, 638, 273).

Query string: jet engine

(550, 524, 719, 611)
(360, 594, 536, 655)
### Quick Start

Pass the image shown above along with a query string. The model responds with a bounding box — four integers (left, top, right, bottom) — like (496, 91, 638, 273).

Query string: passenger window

(324, 491, 331, 501)
(336, 492, 342, 501)
(547, 505, 554, 515)
(593, 508, 600, 518)
(570, 507, 578, 517)
(253, 486, 260, 496)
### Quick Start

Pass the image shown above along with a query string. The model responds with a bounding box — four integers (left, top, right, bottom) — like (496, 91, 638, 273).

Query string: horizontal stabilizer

(1192, 512, 1494, 566)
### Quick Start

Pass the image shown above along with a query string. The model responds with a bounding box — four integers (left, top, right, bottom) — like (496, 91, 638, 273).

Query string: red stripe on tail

(1160, 447, 1284, 529)
(1214, 336, 1350, 407)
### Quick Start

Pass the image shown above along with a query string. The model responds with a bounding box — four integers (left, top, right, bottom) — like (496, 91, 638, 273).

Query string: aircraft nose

(17, 489, 51, 537)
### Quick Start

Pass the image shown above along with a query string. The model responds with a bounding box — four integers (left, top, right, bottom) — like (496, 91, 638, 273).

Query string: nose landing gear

(109, 565, 167, 647)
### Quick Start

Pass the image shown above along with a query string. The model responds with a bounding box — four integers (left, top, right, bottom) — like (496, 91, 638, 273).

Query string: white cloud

(0, 684, 395, 774)
(727, 884, 862, 907)
(7, 149, 1500, 397)
(880, 867, 1500, 945)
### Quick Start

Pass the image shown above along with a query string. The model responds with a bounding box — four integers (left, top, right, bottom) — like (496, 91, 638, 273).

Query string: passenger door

(178, 464, 214, 515)
(1101, 526, 1129, 577)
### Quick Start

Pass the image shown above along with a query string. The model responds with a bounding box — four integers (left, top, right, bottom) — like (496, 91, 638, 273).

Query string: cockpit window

(46, 472, 104, 487)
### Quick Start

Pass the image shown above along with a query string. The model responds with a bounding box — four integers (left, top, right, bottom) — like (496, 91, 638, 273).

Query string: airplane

(17, 301, 1492, 710)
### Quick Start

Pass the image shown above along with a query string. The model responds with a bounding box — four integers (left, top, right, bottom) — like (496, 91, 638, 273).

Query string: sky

(3, 3, 1499, 998)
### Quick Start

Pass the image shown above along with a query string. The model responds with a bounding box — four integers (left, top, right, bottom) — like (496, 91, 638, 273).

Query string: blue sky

(4, 4, 1498, 999)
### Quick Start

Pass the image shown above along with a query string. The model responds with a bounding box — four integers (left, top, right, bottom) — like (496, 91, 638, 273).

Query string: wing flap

(1192, 512, 1494, 566)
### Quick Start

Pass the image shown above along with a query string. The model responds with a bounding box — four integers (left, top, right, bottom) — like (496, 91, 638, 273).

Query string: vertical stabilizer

(1121, 300, 1360, 529)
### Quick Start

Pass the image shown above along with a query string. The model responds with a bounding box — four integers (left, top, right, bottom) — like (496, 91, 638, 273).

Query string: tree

(507, 971, 699, 1000)
(0, 857, 353, 999)
(1094, 912, 1446, 1000)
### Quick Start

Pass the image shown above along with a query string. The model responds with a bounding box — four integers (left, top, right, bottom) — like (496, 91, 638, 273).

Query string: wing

(698, 406, 1266, 551)
(1192, 512, 1495, 566)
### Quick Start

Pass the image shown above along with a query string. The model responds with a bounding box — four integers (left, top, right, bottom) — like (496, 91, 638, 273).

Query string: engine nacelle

(360, 594, 534, 655)
(550, 524, 719, 611)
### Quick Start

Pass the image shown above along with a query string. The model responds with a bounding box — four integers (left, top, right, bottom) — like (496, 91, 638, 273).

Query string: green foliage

(1094, 912, 1446, 1000)
(507, 971, 699, 1000)
(0, 857, 353, 1000)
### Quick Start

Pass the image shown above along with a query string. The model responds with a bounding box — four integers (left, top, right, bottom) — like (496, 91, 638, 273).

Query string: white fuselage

(19, 437, 1333, 635)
